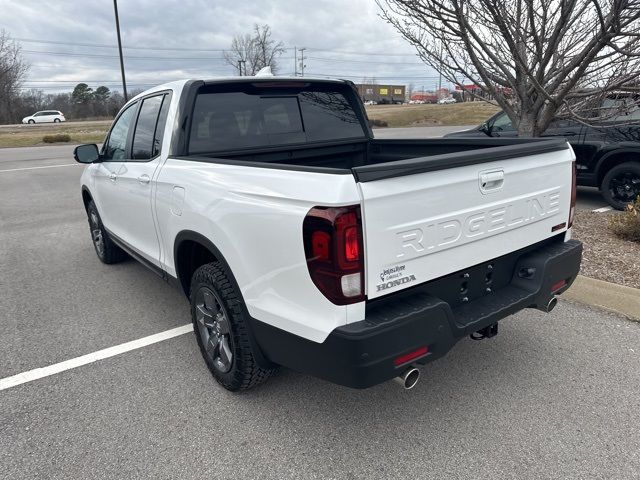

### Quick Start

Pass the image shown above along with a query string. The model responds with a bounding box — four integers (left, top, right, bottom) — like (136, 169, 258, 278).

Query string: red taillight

(311, 231, 331, 261)
(569, 161, 577, 228)
(394, 346, 429, 367)
(551, 279, 567, 293)
(303, 205, 365, 305)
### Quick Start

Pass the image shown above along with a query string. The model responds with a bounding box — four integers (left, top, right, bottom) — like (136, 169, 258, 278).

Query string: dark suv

(445, 111, 640, 209)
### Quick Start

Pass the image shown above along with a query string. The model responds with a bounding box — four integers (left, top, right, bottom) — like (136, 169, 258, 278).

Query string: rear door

(354, 143, 574, 299)
(112, 92, 171, 265)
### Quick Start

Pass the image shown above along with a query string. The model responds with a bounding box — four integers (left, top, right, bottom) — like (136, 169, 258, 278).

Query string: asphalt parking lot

(1, 135, 639, 479)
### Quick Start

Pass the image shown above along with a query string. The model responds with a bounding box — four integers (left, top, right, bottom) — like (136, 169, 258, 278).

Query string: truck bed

(181, 137, 568, 182)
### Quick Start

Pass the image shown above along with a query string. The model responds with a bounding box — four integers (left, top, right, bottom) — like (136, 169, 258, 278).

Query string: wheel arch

(173, 229, 274, 368)
(81, 186, 93, 212)
(595, 149, 640, 186)
(173, 230, 247, 302)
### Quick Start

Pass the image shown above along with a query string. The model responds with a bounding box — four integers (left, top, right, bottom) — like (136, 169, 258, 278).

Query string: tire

(190, 262, 277, 391)
(601, 162, 640, 210)
(28, 119, 35, 124)
(53, 118, 60, 123)
(86, 200, 128, 264)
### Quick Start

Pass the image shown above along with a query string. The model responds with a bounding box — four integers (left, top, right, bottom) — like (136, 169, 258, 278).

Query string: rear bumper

(253, 238, 582, 389)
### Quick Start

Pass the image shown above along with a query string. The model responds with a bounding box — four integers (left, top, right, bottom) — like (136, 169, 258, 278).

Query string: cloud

(0, 0, 441, 93)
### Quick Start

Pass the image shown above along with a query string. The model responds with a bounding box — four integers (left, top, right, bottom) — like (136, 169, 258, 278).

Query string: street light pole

(113, 0, 128, 101)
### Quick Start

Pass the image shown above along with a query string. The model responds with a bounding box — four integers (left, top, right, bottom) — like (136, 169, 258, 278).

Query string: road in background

(374, 125, 477, 138)
(1, 128, 639, 478)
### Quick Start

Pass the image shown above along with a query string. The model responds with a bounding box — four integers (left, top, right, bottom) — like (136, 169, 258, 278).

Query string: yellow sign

(394, 88, 403, 95)
(379, 88, 388, 95)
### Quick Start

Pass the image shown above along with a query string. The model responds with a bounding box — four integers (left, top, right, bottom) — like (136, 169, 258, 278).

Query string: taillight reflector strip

(551, 279, 567, 292)
(394, 346, 429, 367)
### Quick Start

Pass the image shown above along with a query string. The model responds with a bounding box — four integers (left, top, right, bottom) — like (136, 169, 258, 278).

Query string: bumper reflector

(393, 346, 429, 367)
(551, 279, 567, 292)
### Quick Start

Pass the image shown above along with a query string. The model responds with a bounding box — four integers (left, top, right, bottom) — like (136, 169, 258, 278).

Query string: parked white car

(74, 78, 582, 391)
(438, 97, 457, 104)
(22, 110, 66, 124)
(364, 100, 377, 105)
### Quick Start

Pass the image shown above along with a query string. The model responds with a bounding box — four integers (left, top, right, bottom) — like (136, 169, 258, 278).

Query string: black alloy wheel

(602, 162, 640, 210)
(194, 286, 234, 373)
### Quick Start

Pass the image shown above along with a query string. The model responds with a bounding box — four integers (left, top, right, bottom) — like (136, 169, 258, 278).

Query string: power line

(307, 55, 424, 66)
(15, 37, 298, 53)
(306, 47, 418, 57)
(16, 37, 414, 57)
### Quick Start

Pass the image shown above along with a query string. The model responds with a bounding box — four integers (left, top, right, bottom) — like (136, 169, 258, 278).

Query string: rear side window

(188, 85, 364, 154)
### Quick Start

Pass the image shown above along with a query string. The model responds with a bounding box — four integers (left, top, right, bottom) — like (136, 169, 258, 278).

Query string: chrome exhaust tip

(546, 296, 558, 312)
(536, 296, 558, 313)
(393, 367, 420, 390)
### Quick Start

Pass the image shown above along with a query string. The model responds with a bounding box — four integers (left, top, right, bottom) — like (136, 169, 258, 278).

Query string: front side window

(491, 113, 514, 131)
(132, 95, 163, 160)
(103, 103, 137, 161)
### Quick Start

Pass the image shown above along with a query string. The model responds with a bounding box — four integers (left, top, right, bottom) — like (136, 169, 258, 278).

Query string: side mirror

(74, 144, 100, 164)
(479, 122, 491, 135)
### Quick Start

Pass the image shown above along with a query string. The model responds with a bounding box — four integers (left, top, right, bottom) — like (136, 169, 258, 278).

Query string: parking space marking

(0, 163, 78, 173)
(0, 324, 192, 392)
(592, 206, 613, 213)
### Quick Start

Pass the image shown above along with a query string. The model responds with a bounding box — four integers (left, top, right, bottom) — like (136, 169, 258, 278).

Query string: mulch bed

(571, 210, 640, 289)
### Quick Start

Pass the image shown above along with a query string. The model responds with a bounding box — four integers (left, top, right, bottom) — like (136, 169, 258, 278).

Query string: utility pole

(238, 60, 246, 76)
(113, 0, 128, 101)
(438, 43, 443, 99)
(294, 46, 297, 77)
(298, 47, 306, 77)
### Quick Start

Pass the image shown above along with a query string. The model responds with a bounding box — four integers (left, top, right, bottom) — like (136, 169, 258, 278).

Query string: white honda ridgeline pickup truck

(74, 77, 582, 391)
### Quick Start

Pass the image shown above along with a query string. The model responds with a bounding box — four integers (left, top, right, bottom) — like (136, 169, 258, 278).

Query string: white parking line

(0, 324, 192, 392)
(592, 206, 613, 213)
(0, 163, 78, 173)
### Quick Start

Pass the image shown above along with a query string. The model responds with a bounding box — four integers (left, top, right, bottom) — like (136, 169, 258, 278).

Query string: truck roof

(130, 77, 352, 103)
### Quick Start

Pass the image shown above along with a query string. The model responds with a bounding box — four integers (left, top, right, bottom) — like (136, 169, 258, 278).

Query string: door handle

(479, 170, 504, 192)
(137, 174, 151, 184)
(109, 172, 117, 181)
(563, 131, 577, 136)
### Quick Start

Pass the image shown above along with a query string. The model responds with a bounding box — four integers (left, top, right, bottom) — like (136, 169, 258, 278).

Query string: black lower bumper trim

(253, 238, 583, 389)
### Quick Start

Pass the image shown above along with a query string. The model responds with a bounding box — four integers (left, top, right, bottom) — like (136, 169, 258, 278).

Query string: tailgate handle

(479, 170, 504, 192)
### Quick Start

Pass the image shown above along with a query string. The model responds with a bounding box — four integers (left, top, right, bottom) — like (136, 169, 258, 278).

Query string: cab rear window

(188, 84, 365, 154)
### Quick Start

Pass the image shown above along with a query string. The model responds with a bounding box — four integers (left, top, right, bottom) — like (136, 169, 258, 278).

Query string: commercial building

(356, 84, 406, 104)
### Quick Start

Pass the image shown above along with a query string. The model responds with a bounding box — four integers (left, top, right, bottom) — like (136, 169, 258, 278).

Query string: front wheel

(601, 162, 640, 210)
(190, 262, 277, 391)
(86, 200, 128, 264)
(28, 119, 35, 124)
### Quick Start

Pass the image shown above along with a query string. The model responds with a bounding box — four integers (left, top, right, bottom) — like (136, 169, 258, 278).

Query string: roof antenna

(255, 66, 274, 77)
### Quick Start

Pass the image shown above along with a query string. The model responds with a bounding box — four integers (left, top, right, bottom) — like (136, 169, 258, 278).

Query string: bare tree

(377, 0, 640, 136)
(0, 30, 29, 124)
(224, 24, 285, 75)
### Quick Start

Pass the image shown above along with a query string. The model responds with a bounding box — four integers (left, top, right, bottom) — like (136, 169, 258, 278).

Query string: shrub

(368, 118, 389, 128)
(42, 134, 71, 143)
(609, 195, 640, 242)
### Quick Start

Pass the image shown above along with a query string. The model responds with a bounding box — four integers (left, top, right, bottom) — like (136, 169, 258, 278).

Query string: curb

(561, 275, 640, 321)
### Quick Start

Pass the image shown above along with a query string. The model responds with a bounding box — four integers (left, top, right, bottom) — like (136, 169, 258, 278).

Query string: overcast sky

(0, 0, 444, 94)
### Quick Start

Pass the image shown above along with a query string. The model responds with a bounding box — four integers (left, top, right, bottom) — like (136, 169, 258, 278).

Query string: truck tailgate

(354, 140, 574, 299)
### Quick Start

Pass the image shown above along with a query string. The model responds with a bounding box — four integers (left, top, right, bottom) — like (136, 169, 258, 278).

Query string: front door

(93, 102, 138, 234)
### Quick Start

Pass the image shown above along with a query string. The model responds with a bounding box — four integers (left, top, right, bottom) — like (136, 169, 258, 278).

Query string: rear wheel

(86, 200, 128, 264)
(53, 118, 60, 123)
(190, 262, 277, 391)
(601, 162, 640, 210)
